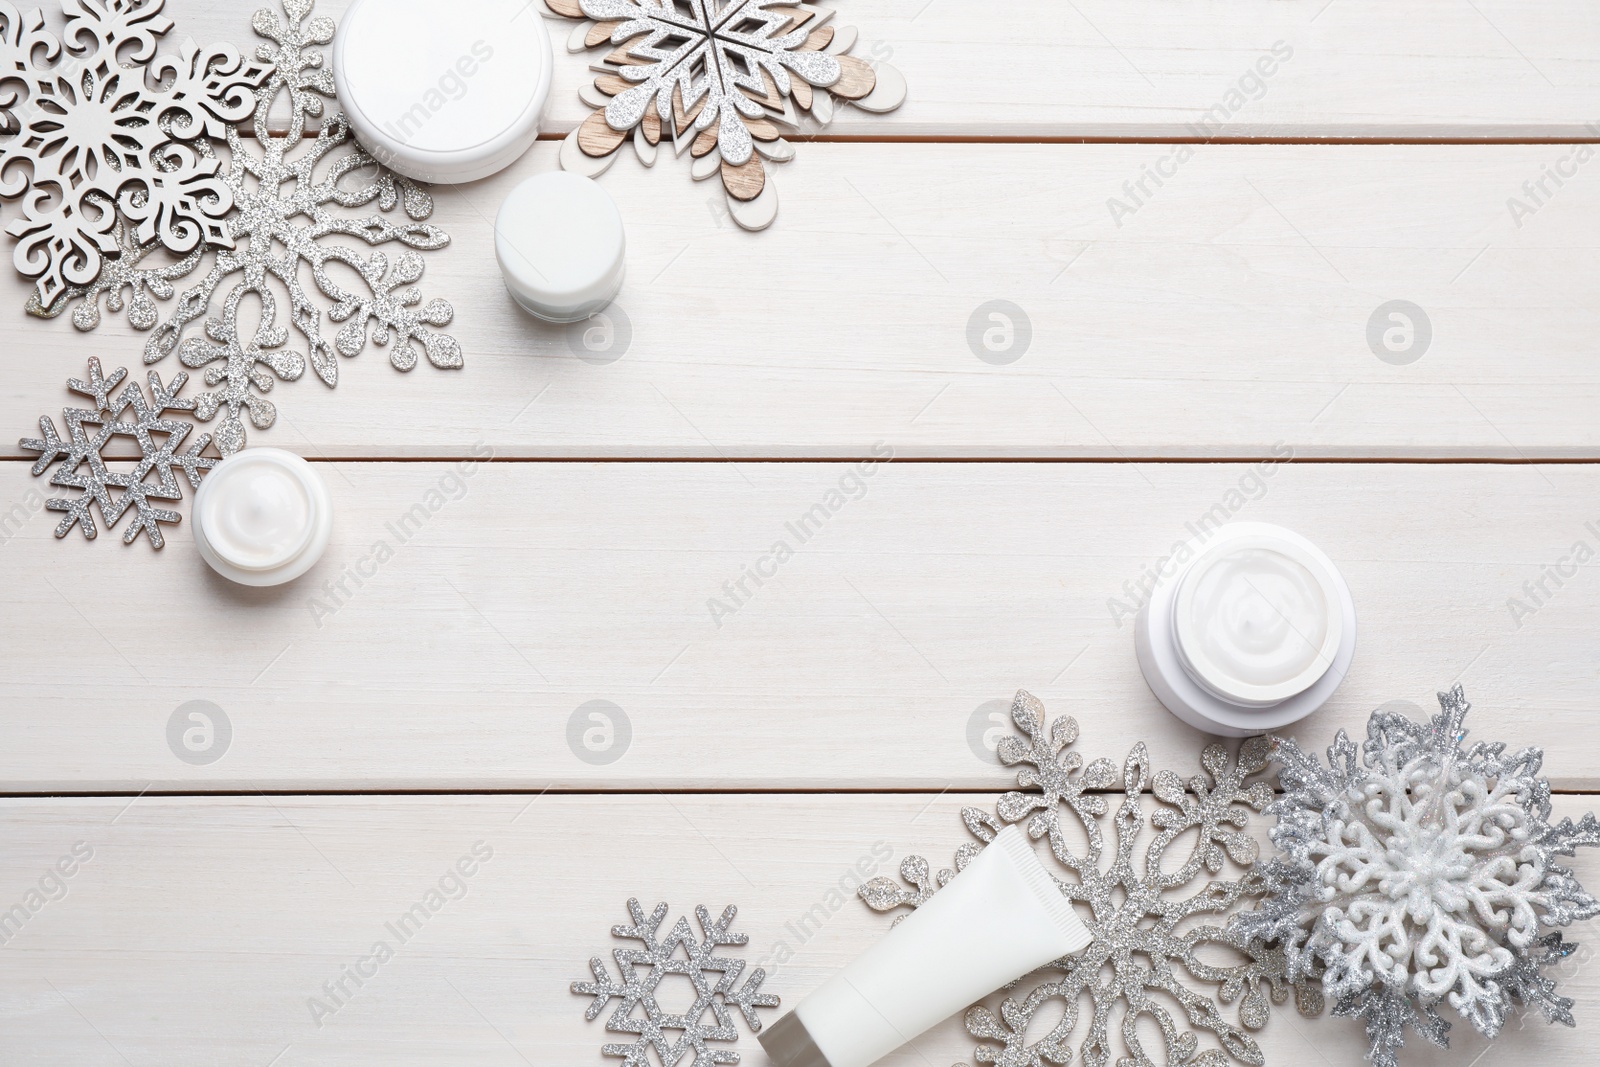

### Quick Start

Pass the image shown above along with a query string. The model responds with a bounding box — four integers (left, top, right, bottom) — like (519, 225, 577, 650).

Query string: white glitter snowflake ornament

(10, 0, 460, 455)
(1232, 687, 1600, 1067)
(20, 356, 217, 548)
(573, 899, 780, 1066)
(0, 0, 267, 310)
(546, 0, 906, 230)
(859, 691, 1316, 1067)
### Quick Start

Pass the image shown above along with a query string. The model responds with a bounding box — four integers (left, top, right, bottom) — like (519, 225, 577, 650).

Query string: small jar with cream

(192, 448, 333, 587)
(1135, 522, 1355, 736)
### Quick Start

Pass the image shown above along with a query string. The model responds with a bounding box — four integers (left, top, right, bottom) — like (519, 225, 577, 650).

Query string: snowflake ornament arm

(1230, 687, 1600, 1067)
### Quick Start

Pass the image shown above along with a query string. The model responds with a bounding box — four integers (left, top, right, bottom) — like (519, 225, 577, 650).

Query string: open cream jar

(192, 448, 332, 587)
(1135, 522, 1355, 735)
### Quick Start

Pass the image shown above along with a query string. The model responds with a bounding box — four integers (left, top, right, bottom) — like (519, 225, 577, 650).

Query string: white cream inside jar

(193, 449, 332, 587)
(1174, 538, 1342, 706)
(1134, 522, 1356, 735)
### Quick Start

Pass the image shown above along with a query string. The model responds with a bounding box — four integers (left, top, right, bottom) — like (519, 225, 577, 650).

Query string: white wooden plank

(2, 793, 1597, 1064)
(3, 461, 1598, 791)
(152, 0, 1600, 139)
(5, 143, 1598, 460)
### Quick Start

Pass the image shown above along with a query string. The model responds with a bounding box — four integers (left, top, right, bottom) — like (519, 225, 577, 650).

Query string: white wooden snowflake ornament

(1233, 687, 1600, 1067)
(544, 0, 906, 231)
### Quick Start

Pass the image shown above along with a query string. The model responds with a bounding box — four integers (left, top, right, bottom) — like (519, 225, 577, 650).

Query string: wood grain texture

(2, 793, 1597, 1065)
(4, 462, 1598, 792)
(4, 143, 1597, 460)
(150, 0, 1600, 139)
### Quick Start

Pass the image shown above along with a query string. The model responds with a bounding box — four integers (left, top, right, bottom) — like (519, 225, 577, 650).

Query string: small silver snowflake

(20, 356, 217, 548)
(573, 899, 779, 1066)
(1231, 687, 1600, 1067)
(859, 690, 1315, 1067)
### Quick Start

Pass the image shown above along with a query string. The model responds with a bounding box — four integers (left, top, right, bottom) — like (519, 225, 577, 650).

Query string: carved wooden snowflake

(0, 0, 267, 310)
(11, 0, 460, 455)
(547, 0, 905, 230)
(859, 690, 1316, 1067)
(1232, 687, 1600, 1067)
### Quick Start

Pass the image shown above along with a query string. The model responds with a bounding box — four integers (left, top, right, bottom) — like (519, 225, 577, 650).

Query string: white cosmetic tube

(760, 825, 1091, 1067)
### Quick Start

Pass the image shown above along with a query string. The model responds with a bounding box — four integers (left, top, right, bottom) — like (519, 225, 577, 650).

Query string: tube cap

(758, 1011, 835, 1067)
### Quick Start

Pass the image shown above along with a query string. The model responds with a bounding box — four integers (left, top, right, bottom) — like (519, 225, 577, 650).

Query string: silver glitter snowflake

(136, 0, 459, 453)
(859, 690, 1315, 1067)
(11, 0, 459, 454)
(20, 355, 216, 548)
(0, 0, 267, 310)
(1231, 687, 1600, 1067)
(573, 899, 780, 1066)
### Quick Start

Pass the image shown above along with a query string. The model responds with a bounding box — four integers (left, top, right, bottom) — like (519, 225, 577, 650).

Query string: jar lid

(332, 0, 552, 184)
(496, 171, 626, 323)
(193, 449, 333, 587)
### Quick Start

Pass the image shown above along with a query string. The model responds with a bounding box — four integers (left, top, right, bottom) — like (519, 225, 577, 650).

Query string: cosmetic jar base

(193, 448, 333, 588)
(1135, 522, 1356, 736)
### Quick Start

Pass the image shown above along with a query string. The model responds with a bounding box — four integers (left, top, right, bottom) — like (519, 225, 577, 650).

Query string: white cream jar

(1135, 522, 1355, 735)
(333, 0, 552, 183)
(192, 449, 333, 587)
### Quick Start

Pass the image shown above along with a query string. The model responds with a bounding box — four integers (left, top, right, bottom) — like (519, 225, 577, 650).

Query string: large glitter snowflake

(9, 0, 459, 454)
(20, 355, 216, 548)
(572, 899, 780, 1066)
(548, 0, 905, 229)
(859, 690, 1315, 1067)
(1231, 687, 1600, 1067)
(0, 0, 267, 310)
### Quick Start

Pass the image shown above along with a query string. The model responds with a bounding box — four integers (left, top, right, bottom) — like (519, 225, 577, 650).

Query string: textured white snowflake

(0, 0, 267, 309)
(20, 356, 216, 548)
(860, 691, 1314, 1067)
(1232, 687, 1600, 1067)
(573, 899, 779, 1066)
(551, 0, 901, 219)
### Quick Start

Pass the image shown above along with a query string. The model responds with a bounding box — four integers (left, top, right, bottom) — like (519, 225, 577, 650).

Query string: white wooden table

(3, 0, 1599, 1063)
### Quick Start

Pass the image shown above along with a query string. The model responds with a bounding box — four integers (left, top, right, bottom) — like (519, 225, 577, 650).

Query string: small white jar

(1135, 522, 1356, 736)
(192, 449, 333, 587)
(332, 0, 552, 184)
(495, 171, 626, 323)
